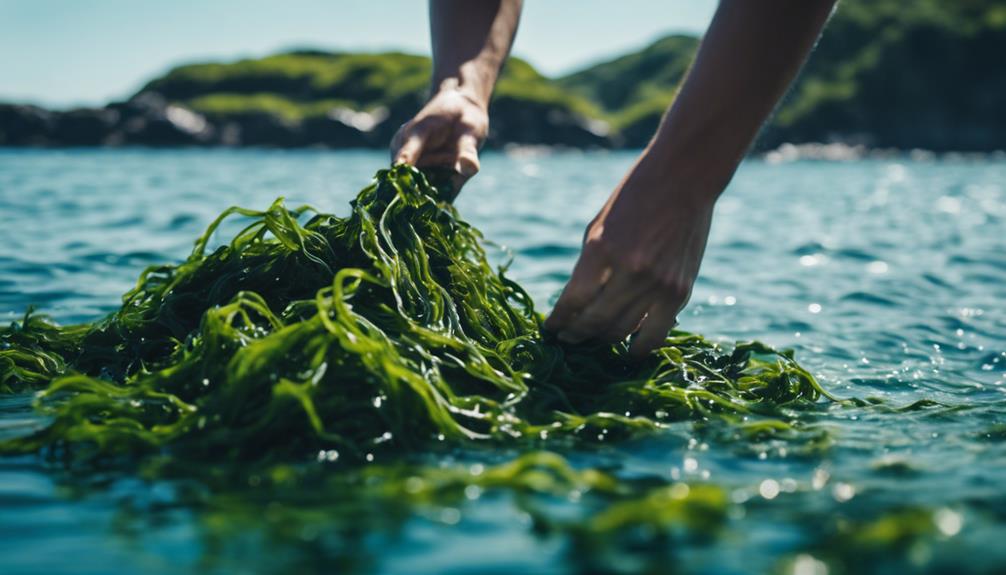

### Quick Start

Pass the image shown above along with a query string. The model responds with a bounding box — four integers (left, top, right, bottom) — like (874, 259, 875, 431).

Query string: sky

(0, 0, 717, 108)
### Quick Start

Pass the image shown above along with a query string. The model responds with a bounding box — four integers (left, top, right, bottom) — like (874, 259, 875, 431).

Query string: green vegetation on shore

(762, 0, 1006, 150)
(139, 51, 604, 147)
(145, 51, 432, 119)
(558, 34, 699, 141)
(555, 0, 1006, 149)
(116, 0, 1006, 151)
(2, 0, 1003, 150)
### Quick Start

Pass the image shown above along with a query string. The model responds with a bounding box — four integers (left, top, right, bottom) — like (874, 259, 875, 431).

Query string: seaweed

(0, 165, 831, 464)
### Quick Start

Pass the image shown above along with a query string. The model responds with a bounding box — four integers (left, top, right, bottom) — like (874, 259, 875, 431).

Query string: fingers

(545, 242, 694, 355)
(391, 124, 480, 196)
(393, 131, 425, 166)
(628, 300, 680, 358)
(544, 246, 609, 334)
(552, 272, 650, 344)
(602, 297, 652, 343)
(455, 132, 481, 179)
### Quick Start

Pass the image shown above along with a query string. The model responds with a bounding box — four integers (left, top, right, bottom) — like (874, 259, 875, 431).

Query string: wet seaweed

(0, 165, 831, 464)
(12, 165, 985, 574)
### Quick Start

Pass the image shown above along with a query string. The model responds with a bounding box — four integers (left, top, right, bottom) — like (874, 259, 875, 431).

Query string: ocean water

(0, 149, 1004, 574)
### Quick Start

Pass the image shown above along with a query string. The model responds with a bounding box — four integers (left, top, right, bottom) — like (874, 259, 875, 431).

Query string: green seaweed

(16, 166, 984, 575)
(0, 165, 830, 465)
(86, 449, 729, 574)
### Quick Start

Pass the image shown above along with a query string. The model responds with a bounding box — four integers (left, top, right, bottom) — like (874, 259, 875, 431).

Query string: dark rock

(302, 107, 388, 147)
(112, 91, 168, 116)
(487, 96, 613, 149)
(371, 91, 427, 146)
(52, 108, 119, 146)
(617, 110, 664, 149)
(106, 92, 214, 146)
(218, 111, 301, 147)
(0, 104, 55, 146)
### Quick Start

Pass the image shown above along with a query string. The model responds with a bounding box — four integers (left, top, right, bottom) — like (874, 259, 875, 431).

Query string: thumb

(454, 132, 481, 179)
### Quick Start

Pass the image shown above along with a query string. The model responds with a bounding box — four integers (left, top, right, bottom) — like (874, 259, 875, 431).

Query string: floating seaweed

(0, 165, 831, 464)
(7, 165, 982, 575)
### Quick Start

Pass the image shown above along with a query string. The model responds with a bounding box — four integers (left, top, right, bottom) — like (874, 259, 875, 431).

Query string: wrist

(431, 67, 493, 112)
(643, 122, 745, 205)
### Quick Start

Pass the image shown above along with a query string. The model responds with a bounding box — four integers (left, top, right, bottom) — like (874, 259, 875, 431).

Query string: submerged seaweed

(8, 165, 981, 574)
(0, 165, 831, 464)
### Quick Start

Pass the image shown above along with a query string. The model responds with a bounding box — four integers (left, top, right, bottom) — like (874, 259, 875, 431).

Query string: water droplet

(759, 479, 780, 500)
(936, 195, 962, 214)
(812, 468, 830, 490)
(832, 482, 855, 502)
(316, 449, 339, 462)
(669, 483, 690, 499)
(404, 477, 424, 493)
(867, 260, 889, 274)
(800, 254, 825, 267)
(439, 508, 461, 525)
(791, 553, 829, 575)
(934, 508, 963, 536)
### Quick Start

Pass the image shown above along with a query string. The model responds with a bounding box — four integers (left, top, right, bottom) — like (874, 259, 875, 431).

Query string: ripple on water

(1, 150, 1006, 574)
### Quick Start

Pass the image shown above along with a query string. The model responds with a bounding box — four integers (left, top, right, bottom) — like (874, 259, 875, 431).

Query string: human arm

(391, 0, 523, 190)
(545, 0, 838, 357)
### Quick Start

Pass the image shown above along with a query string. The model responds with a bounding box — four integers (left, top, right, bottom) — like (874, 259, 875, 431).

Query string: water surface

(1, 149, 1004, 574)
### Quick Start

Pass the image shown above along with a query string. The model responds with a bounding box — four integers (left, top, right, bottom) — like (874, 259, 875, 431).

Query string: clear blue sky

(0, 0, 716, 108)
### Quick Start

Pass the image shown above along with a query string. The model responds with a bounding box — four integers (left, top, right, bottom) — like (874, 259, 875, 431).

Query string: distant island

(2, 0, 1004, 152)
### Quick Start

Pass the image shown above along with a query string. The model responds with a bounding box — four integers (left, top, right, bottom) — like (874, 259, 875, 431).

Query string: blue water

(1, 149, 1005, 574)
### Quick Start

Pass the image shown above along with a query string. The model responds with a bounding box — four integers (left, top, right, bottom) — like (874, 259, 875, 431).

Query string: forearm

(651, 0, 837, 198)
(430, 0, 523, 108)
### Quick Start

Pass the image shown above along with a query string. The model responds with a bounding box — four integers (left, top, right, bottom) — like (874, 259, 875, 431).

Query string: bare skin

(392, 0, 838, 357)
(392, 0, 523, 187)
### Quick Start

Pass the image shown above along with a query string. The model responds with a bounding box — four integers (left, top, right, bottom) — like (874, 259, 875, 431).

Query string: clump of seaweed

(0, 165, 830, 463)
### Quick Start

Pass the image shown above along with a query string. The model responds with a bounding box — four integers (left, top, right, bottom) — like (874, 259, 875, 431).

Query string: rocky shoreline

(6, 95, 1005, 159)
(0, 90, 613, 150)
(5, 0, 1005, 153)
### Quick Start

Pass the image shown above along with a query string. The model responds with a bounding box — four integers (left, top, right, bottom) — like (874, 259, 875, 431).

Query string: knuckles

(581, 235, 693, 304)
(557, 288, 592, 311)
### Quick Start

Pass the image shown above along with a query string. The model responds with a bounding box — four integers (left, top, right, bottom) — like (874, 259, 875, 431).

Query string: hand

(544, 150, 717, 358)
(390, 83, 489, 192)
